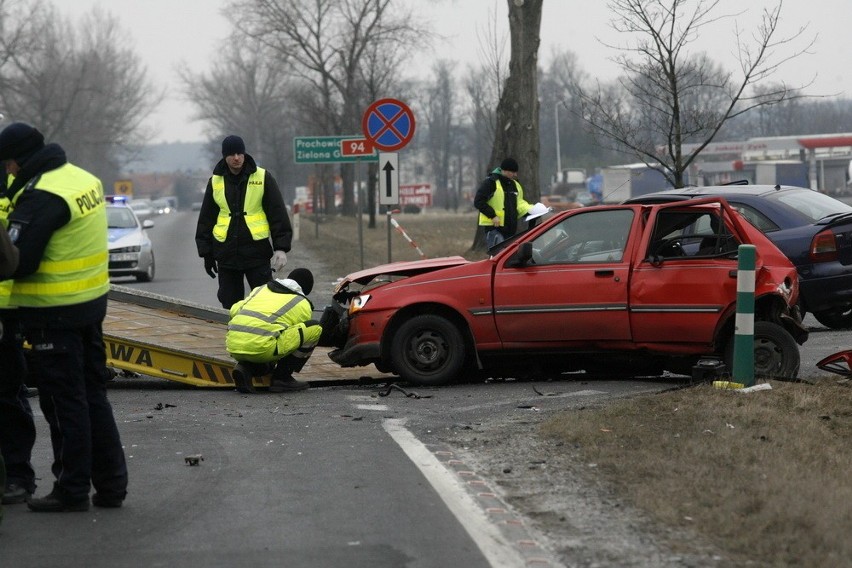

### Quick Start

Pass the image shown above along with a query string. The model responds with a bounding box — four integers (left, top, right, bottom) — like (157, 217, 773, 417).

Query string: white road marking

(347, 395, 377, 402)
(383, 418, 528, 568)
(355, 404, 388, 411)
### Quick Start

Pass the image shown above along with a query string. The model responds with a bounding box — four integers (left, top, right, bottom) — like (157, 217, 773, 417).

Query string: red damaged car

(324, 198, 808, 386)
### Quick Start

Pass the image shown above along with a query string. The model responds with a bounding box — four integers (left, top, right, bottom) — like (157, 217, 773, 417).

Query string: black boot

(269, 362, 308, 392)
(27, 487, 89, 513)
(231, 363, 256, 394)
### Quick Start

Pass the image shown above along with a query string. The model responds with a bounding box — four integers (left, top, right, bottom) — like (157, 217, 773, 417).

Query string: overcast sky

(53, 0, 851, 144)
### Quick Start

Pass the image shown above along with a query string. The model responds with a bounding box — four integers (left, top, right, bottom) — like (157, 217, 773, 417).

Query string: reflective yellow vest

(477, 178, 533, 226)
(8, 164, 109, 307)
(226, 284, 320, 363)
(211, 168, 270, 242)
(0, 174, 13, 227)
(0, 174, 17, 308)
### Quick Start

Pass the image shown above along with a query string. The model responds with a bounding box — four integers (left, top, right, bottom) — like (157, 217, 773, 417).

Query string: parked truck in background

(600, 164, 674, 203)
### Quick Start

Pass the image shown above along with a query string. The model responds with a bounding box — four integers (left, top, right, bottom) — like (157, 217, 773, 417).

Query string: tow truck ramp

(105, 285, 389, 389)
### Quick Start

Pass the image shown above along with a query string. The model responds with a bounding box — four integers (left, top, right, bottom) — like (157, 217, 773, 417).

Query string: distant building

(680, 133, 852, 194)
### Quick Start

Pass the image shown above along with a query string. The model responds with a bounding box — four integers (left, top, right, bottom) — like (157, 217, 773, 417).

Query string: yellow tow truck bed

(103, 285, 389, 388)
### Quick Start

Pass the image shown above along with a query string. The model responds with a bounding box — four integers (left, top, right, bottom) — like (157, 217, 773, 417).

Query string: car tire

(812, 307, 852, 329)
(724, 321, 800, 380)
(135, 254, 155, 282)
(390, 315, 465, 386)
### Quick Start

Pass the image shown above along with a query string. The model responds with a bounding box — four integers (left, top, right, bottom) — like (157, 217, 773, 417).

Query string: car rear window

(771, 190, 852, 223)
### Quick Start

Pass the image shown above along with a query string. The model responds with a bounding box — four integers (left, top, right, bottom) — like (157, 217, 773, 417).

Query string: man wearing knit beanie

(0, 121, 127, 512)
(220, 135, 245, 157)
(473, 156, 533, 250)
(0, 122, 43, 509)
(0, 122, 45, 165)
(195, 134, 293, 309)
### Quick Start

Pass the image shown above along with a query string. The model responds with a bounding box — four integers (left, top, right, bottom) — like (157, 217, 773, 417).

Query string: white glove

(270, 250, 288, 272)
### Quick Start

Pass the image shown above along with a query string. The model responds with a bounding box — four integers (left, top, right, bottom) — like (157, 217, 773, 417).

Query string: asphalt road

(3, 209, 850, 567)
(1, 363, 678, 567)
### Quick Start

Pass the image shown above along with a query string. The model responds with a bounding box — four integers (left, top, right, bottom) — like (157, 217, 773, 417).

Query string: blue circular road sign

(362, 98, 416, 152)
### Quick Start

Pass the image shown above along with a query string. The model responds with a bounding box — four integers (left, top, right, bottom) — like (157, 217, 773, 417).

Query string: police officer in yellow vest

(0, 122, 128, 512)
(0, 197, 20, 522)
(474, 158, 533, 249)
(226, 268, 322, 393)
(195, 135, 293, 309)
(0, 169, 38, 507)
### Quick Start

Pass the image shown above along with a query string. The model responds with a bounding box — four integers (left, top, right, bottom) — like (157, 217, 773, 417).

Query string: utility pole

(555, 103, 562, 177)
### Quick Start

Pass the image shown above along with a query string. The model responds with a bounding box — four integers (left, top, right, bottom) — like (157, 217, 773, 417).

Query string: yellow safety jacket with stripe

(226, 284, 321, 364)
(8, 164, 109, 307)
(477, 178, 533, 227)
(211, 168, 270, 242)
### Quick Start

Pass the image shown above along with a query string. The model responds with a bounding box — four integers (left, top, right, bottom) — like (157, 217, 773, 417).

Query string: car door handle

(595, 270, 615, 277)
(729, 270, 737, 278)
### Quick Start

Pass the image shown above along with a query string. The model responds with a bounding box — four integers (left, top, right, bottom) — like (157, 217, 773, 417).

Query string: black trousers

(217, 264, 272, 309)
(0, 312, 36, 493)
(25, 322, 128, 501)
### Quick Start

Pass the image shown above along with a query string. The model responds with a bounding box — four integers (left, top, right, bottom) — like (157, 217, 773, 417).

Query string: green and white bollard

(733, 244, 756, 387)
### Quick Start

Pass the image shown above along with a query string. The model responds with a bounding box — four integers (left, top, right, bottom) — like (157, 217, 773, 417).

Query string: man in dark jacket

(473, 157, 533, 249)
(0, 122, 128, 512)
(0, 165, 37, 508)
(195, 135, 293, 309)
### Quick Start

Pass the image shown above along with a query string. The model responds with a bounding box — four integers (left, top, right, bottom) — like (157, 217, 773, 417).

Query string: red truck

(324, 198, 808, 386)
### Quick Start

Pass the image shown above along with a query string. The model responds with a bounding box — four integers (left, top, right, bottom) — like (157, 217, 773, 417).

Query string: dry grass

(542, 380, 852, 567)
(295, 209, 481, 277)
(299, 211, 852, 566)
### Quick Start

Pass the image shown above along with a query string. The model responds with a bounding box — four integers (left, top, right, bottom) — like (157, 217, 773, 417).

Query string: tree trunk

(472, 0, 543, 252)
(490, 0, 542, 202)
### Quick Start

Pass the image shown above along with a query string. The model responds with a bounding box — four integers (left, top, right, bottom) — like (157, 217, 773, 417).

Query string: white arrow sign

(378, 152, 399, 206)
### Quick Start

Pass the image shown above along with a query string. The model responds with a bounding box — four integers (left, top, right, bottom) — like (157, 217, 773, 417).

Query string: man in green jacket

(473, 157, 533, 249)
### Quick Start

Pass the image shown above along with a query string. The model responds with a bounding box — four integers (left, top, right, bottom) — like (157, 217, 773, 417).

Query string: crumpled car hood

(335, 256, 470, 290)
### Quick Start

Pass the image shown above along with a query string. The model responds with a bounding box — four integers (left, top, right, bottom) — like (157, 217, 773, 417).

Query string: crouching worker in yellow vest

(226, 268, 321, 393)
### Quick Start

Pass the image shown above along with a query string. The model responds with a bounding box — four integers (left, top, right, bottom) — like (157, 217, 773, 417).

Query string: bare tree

(489, 0, 542, 197)
(464, 66, 501, 184)
(540, 48, 624, 185)
(233, 0, 423, 215)
(469, 0, 542, 252)
(179, 35, 297, 200)
(0, 2, 157, 185)
(572, 0, 815, 188)
(462, 2, 509, 181)
(421, 60, 458, 210)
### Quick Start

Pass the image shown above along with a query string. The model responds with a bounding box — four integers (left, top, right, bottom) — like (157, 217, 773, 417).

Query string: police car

(106, 195, 155, 282)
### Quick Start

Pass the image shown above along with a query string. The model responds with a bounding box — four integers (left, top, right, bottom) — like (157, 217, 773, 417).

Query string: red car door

(629, 203, 741, 346)
(492, 208, 636, 347)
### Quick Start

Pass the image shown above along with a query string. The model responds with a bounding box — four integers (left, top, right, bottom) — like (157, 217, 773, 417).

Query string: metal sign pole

(357, 159, 364, 270)
(386, 207, 392, 264)
(312, 165, 319, 239)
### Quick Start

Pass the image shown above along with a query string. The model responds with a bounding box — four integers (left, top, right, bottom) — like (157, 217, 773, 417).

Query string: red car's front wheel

(391, 315, 465, 386)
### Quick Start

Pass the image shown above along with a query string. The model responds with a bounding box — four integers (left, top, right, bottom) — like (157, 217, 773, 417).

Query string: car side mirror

(507, 242, 533, 267)
(143, 219, 155, 229)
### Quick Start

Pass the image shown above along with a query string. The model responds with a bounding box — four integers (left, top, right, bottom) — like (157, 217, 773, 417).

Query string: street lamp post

(554, 103, 561, 179)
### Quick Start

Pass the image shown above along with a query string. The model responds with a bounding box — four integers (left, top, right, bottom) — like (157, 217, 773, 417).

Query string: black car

(626, 184, 852, 329)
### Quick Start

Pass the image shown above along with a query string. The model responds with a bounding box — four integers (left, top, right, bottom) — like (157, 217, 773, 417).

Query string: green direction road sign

(293, 135, 378, 164)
